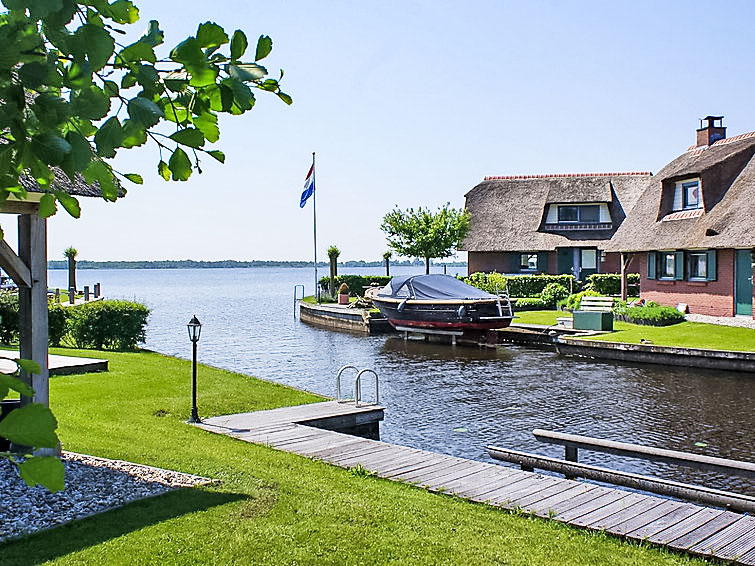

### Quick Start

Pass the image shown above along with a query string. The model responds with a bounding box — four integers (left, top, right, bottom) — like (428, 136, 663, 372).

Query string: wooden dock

(198, 401, 755, 565)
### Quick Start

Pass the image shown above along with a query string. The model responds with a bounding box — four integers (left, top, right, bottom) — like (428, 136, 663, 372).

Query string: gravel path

(686, 313, 755, 329)
(0, 452, 214, 543)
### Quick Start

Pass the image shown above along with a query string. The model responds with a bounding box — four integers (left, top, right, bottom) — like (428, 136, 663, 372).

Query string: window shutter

(647, 252, 656, 279)
(674, 251, 685, 280)
(537, 252, 549, 273)
(509, 253, 521, 273)
(706, 250, 717, 281)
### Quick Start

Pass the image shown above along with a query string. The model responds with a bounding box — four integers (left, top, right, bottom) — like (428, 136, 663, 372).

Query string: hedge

(612, 301, 685, 326)
(319, 275, 391, 296)
(513, 297, 547, 310)
(0, 294, 149, 350)
(584, 273, 641, 296)
(464, 272, 578, 297)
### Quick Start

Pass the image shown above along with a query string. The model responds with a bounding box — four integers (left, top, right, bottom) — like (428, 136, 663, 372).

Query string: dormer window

(557, 204, 600, 224)
(673, 179, 701, 211)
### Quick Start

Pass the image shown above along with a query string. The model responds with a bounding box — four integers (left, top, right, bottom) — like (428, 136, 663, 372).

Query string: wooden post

(94, 282, 100, 298)
(55, 288, 60, 302)
(69, 286, 75, 305)
(620, 252, 633, 301)
(18, 214, 49, 408)
(84, 285, 90, 301)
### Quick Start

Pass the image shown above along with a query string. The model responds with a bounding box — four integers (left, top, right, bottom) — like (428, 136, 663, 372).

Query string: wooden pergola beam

(0, 238, 32, 288)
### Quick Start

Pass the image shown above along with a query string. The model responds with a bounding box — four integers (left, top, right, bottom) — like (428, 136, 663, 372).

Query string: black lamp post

(187, 315, 202, 423)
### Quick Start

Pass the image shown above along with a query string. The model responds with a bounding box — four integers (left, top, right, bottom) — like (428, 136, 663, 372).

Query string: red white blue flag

(300, 164, 315, 208)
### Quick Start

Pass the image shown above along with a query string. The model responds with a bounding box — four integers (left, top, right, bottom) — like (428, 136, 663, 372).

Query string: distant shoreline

(47, 260, 468, 270)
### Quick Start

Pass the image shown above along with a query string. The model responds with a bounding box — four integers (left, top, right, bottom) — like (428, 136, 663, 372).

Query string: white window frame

(520, 253, 538, 271)
(660, 252, 676, 279)
(557, 204, 601, 224)
(673, 178, 702, 211)
(688, 251, 707, 280)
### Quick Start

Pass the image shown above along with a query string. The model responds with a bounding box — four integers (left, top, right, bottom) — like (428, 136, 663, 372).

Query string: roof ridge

(686, 130, 755, 151)
(483, 172, 652, 181)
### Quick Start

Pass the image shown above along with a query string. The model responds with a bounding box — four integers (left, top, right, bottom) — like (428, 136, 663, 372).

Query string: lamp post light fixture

(187, 315, 202, 423)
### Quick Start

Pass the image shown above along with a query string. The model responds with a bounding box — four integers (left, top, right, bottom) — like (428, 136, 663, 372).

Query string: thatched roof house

(462, 172, 649, 276)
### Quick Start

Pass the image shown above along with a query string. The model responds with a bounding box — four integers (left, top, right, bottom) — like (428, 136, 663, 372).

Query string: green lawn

(0, 349, 708, 565)
(514, 310, 755, 352)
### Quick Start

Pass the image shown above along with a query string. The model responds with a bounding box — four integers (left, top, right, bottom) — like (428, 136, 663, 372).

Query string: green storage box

(573, 310, 613, 331)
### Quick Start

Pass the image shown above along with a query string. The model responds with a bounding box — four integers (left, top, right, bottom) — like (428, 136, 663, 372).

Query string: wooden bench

(573, 296, 614, 330)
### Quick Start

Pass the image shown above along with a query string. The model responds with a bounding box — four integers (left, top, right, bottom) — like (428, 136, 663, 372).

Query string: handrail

(355, 368, 379, 408)
(533, 428, 755, 478)
(293, 284, 305, 318)
(335, 365, 359, 403)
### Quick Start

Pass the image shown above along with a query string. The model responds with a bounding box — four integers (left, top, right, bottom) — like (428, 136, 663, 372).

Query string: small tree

(381, 204, 470, 274)
(63, 246, 78, 294)
(327, 245, 340, 297)
(382, 251, 391, 277)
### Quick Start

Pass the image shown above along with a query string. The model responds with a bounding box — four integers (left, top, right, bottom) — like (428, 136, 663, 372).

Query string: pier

(198, 401, 755, 565)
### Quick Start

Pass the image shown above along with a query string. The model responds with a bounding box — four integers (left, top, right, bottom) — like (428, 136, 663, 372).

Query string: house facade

(607, 117, 755, 318)
(461, 172, 648, 279)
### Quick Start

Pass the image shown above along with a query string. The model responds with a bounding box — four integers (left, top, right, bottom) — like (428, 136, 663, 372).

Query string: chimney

(696, 115, 726, 147)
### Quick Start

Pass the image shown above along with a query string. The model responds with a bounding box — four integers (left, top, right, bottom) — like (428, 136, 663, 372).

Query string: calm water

(49, 267, 755, 494)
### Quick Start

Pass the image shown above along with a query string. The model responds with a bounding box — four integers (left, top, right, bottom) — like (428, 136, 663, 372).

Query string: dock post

(564, 446, 578, 479)
(54, 288, 59, 303)
(84, 286, 89, 301)
(69, 286, 75, 305)
(94, 283, 100, 298)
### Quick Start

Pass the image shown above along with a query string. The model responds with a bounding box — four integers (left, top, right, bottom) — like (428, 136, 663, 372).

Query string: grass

(514, 310, 755, 352)
(0, 349, 709, 565)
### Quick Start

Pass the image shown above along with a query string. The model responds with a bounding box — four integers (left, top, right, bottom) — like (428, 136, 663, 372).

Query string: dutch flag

(300, 164, 315, 208)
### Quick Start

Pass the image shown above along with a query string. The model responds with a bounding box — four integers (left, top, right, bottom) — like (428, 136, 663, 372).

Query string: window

(689, 252, 707, 279)
(581, 249, 597, 270)
(673, 179, 702, 211)
(520, 253, 537, 270)
(661, 252, 676, 278)
(557, 204, 601, 223)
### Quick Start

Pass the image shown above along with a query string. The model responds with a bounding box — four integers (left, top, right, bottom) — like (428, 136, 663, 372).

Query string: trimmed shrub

(585, 273, 641, 296)
(67, 300, 150, 350)
(540, 283, 569, 307)
(513, 297, 548, 310)
(319, 275, 391, 296)
(0, 292, 19, 344)
(48, 304, 68, 347)
(464, 272, 578, 297)
(564, 290, 601, 311)
(615, 305, 685, 326)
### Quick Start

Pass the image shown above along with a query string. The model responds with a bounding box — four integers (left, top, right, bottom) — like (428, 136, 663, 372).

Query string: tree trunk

(329, 257, 337, 297)
(425, 257, 430, 274)
(68, 257, 76, 293)
(620, 252, 634, 301)
(385, 257, 390, 277)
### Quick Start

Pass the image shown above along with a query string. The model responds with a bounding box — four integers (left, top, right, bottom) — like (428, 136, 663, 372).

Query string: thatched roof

(20, 168, 122, 198)
(461, 172, 650, 252)
(606, 132, 755, 252)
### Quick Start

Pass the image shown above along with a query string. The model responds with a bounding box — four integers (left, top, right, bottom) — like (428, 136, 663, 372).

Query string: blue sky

(27, 0, 755, 261)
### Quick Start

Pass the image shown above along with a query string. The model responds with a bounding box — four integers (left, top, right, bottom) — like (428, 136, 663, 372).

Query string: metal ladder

(495, 284, 514, 318)
(336, 365, 379, 407)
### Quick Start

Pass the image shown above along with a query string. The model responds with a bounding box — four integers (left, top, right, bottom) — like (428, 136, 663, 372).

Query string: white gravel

(0, 452, 214, 542)
(686, 313, 755, 329)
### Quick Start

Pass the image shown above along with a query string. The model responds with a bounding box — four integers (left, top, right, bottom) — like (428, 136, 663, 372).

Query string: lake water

(48, 267, 755, 495)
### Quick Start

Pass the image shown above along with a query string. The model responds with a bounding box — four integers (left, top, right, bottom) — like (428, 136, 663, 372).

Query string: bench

(573, 296, 614, 331)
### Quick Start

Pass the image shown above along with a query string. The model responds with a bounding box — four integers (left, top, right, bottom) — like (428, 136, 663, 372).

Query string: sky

(6, 0, 755, 262)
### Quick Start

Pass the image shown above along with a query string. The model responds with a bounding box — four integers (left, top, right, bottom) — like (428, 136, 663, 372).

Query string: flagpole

(312, 152, 318, 303)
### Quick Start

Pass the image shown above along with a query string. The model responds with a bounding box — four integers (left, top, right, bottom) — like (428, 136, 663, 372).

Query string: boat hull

(371, 297, 513, 331)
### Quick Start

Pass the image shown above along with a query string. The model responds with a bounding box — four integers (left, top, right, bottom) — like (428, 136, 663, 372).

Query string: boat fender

(397, 299, 408, 312)
(457, 305, 466, 318)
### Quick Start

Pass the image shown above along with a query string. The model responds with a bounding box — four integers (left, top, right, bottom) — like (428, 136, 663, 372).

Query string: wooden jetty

(198, 401, 755, 565)
(0, 351, 107, 375)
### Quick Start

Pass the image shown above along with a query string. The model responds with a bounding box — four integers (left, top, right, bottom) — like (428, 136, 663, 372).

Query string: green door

(557, 248, 572, 275)
(735, 250, 753, 316)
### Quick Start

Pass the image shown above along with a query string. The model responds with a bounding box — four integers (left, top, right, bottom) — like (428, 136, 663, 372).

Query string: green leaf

(117, 41, 155, 64)
(222, 78, 254, 114)
(0, 373, 34, 397)
(9, 0, 63, 18)
(171, 37, 217, 87)
(196, 22, 228, 49)
(168, 148, 192, 181)
(103, 80, 119, 97)
(192, 112, 219, 143)
(16, 358, 42, 375)
(18, 62, 50, 89)
(31, 133, 71, 165)
(71, 85, 111, 120)
(157, 160, 170, 181)
(18, 456, 65, 492)
(74, 23, 115, 71)
(94, 117, 123, 158)
(54, 190, 81, 218)
(255, 35, 272, 61)
(127, 97, 163, 128)
(227, 63, 266, 82)
(106, 0, 139, 24)
(38, 194, 58, 218)
(0, 403, 59, 448)
(31, 94, 70, 128)
(169, 128, 205, 148)
(120, 119, 147, 148)
(64, 131, 93, 172)
(276, 91, 292, 105)
(139, 20, 164, 47)
(123, 173, 143, 184)
(230, 30, 247, 61)
(83, 160, 119, 201)
(207, 150, 225, 163)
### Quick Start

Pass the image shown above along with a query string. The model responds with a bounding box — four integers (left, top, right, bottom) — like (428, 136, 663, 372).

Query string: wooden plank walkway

(198, 401, 755, 565)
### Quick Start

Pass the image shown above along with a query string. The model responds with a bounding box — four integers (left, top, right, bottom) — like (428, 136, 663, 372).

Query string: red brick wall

(599, 252, 621, 273)
(468, 252, 510, 274)
(639, 249, 738, 317)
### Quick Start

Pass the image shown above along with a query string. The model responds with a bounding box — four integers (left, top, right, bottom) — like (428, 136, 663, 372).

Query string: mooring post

(54, 288, 59, 302)
(94, 282, 100, 298)
(69, 286, 75, 305)
(84, 285, 90, 301)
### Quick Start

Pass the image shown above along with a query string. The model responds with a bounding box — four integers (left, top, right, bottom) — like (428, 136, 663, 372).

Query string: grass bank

(515, 310, 755, 352)
(1, 349, 707, 565)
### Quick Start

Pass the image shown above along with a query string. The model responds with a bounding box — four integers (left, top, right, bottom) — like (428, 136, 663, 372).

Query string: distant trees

(380, 204, 470, 274)
(327, 245, 340, 297)
(63, 247, 78, 293)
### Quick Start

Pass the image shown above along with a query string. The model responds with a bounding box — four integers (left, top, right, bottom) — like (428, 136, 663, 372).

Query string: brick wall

(600, 252, 621, 273)
(639, 249, 738, 317)
(468, 252, 510, 274)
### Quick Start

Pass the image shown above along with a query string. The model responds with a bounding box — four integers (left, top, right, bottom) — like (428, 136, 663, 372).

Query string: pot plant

(338, 282, 350, 305)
